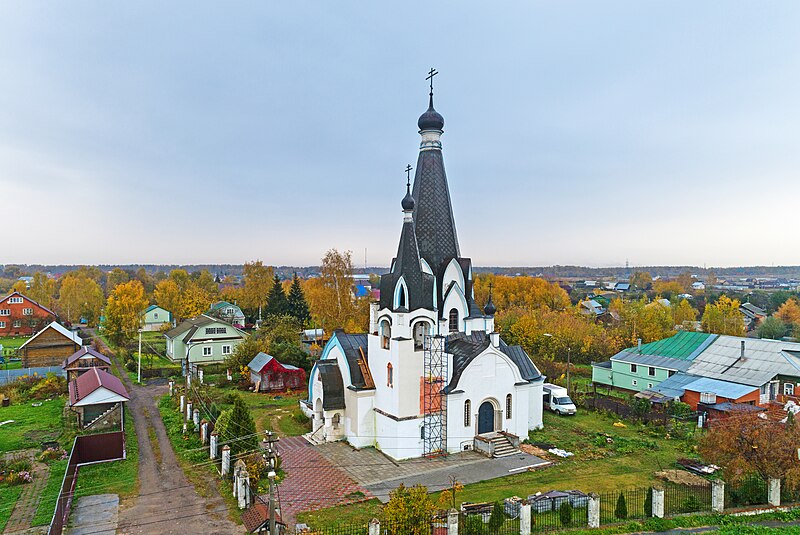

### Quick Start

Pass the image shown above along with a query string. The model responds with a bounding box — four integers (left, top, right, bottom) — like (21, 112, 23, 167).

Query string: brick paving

(4, 455, 49, 534)
(272, 436, 373, 526)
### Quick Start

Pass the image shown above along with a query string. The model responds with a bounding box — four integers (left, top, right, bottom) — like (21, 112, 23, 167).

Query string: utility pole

(567, 346, 572, 393)
(137, 328, 142, 384)
(263, 431, 280, 534)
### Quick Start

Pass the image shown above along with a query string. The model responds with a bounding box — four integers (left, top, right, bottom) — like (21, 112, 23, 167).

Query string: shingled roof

(68, 367, 129, 406)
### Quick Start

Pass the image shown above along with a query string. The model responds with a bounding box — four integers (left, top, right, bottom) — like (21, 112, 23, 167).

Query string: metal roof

(683, 376, 758, 400)
(646, 372, 702, 399)
(686, 335, 800, 387)
(624, 331, 716, 360)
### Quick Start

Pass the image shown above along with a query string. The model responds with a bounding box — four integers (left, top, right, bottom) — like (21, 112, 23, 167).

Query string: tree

(757, 316, 787, 340)
(699, 411, 800, 489)
(382, 484, 436, 535)
(558, 501, 573, 526)
(11, 280, 27, 293)
(614, 492, 628, 519)
(644, 487, 653, 517)
(489, 501, 506, 530)
(106, 268, 130, 295)
(473, 275, 570, 312)
(304, 249, 368, 332)
(57, 274, 104, 325)
(652, 280, 684, 299)
(104, 280, 148, 345)
(629, 271, 653, 291)
(225, 336, 270, 385)
(214, 394, 257, 455)
(776, 298, 800, 330)
(192, 269, 219, 298)
(240, 261, 275, 317)
(179, 282, 214, 318)
(673, 298, 699, 329)
(154, 279, 182, 319)
(264, 274, 288, 317)
(287, 273, 311, 326)
(28, 272, 57, 310)
(610, 297, 674, 344)
(134, 267, 154, 294)
(702, 295, 745, 336)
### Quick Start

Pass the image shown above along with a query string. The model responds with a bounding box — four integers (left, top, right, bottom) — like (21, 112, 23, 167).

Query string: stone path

(274, 436, 373, 525)
(3, 453, 49, 534)
(65, 494, 118, 535)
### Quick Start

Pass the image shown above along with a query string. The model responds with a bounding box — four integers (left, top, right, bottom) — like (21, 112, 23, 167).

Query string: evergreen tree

(488, 501, 505, 530)
(644, 487, 653, 517)
(558, 501, 573, 526)
(615, 492, 628, 519)
(215, 394, 257, 455)
(264, 274, 288, 317)
(287, 273, 311, 326)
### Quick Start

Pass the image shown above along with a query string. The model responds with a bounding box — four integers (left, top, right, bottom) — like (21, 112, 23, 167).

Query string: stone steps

(488, 434, 519, 458)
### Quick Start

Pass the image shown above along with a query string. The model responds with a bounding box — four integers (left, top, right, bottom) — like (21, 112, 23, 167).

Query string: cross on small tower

(426, 68, 438, 95)
(405, 164, 413, 185)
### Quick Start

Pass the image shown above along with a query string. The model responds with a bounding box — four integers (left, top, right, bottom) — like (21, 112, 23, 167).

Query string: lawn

(1, 335, 29, 370)
(30, 459, 68, 527)
(0, 397, 65, 452)
(235, 388, 310, 437)
(0, 484, 25, 532)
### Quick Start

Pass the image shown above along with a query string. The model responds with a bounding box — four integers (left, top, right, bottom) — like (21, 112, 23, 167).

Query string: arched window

(448, 308, 459, 333)
(398, 285, 406, 308)
(506, 394, 512, 419)
(387, 363, 394, 388)
(464, 400, 471, 427)
(380, 320, 391, 350)
(413, 320, 430, 351)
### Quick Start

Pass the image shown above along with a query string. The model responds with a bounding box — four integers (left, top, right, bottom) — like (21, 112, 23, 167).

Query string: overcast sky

(2, 2, 799, 268)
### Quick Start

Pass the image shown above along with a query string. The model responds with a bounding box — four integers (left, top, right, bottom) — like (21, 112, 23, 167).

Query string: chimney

(741, 340, 746, 360)
(490, 332, 500, 348)
(637, 338, 642, 352)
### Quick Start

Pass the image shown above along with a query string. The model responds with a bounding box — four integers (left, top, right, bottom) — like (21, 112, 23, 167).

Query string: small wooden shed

(247, 352, 306, 392)
(62, 346, 112, 381)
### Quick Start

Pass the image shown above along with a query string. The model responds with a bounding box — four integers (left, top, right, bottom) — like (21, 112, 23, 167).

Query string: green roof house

(164, 315, 247, 372)
(591, 331, 717, 393)
(208, 301, 246, 328)
(143, 305, 174, 331)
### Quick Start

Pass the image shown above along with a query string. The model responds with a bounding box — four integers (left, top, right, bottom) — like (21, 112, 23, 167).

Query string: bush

(488, 502, 505, 530)
(461, 515, 485, 535)
(644, 487, 653, 517)
(38, 447, 67, 462)
(679, 494, 702, 513)
(0, 454, 32, 474)
(615, 492, 628, 519)
(27, 373, 67, 400)
(125, 360, 137, 372)
(559, 501, 573, 526)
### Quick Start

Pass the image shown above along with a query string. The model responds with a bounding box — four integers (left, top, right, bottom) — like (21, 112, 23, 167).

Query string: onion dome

(402, 180, 415, 211)
(418, 94, 444, 131)
(484, 283, 496, 316)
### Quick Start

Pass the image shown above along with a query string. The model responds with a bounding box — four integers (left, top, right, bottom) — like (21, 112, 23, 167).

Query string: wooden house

(247, 352, 306, 392)
(68, 367, 129, 429)
(62, 346, 112, 381)
(19, 321, 82, 368)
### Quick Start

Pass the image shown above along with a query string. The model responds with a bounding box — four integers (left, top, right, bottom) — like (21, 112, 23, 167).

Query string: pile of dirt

(520, 444, 551, 458)
(655, 469, 710, 487)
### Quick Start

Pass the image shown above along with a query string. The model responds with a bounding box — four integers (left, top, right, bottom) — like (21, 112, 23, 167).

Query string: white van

(543, 383, 577, 415)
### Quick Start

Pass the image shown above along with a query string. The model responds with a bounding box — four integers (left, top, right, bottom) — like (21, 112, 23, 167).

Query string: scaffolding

(422, 334, 447, 457)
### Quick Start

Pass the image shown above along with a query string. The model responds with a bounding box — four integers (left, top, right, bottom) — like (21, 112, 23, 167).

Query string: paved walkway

(65, 494, 118, 535)
(315, 441, 549, 503)
(3, 452, 49, 534)
(275, 436, 374, 525)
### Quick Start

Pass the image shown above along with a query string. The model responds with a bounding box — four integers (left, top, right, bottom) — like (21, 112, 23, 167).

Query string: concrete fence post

(210, 432, 218, 459)
(520, 502, 532, 535)
(200, 421, 209, 444)
(193, 408, 200, 430)
(199, 369, 204, 384)
(186, 401, 193, 421)
(179, 395, 185, 414)
(221, 445, 231, 477)
(169, 380, 174, 396)
(237, 470, 249, 509)
(587, 493, 600, 529)
(769, 479, 781, 507)
(186, 372, 191, 388)
(712, 479, 725, 513)
(447, 508, 458, 535)
(652, 487, 665, 519)
(368, 518, 380, 535)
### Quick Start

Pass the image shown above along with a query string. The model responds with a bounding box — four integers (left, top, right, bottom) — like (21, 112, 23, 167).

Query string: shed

(19, 321, 82, 368)
(68, 367, 129, 429)
(247, 352, 307, 392)
(62, 346, 112, 381)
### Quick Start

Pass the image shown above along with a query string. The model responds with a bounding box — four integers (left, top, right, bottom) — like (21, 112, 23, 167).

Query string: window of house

(387, 363, 393, 387)
(0, 309, 9, 316)
(448, 308, 459, 333)
(226, 308, 234, 315)
(464, 400, 471, 427)
(648, 367, 656, 377)
(202, 346, 212, 356)
(222, 345, 232, 355)
(647, 383, 653, 389)
(506, 394, 512, 419)
(630, 364, 637, 373)
(154, 313, 158, 319)
(12, 320, 21, 328)
(632, 379, 638, 386)
(22, 308, 33, 316)
(0, 321, 5, 328)
(785, 383, 795, 397)
(668, 370, 676, 377)
(8, 297, 23, 304)
(420, 425, 425, 439)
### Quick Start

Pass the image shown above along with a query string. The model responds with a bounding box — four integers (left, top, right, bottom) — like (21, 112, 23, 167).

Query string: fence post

(200, 421, 209, 444)
(652, 487, 665, 518)
(587, 493, 600, 529)
(237, 470, 249, 509)
(169, 380, 174, 396)
(712, 479, 725, 513)
(179, 395, 185, 414)
(186, 401, 193, 421)
(519, 501, 532, 535)
(210, 432, 218, 459)
(193, 408, 200, 430)
(447, 508, 458, 535)
(769, 479, 781, 507)
(221, 445, 231, 477)
(368, 518, 380, 535)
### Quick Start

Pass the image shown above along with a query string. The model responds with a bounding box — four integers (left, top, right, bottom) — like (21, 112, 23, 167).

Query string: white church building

(302, 86, 545, 460)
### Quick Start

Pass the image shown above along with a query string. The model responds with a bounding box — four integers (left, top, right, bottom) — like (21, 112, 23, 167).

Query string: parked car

(543, 383, 577, 415)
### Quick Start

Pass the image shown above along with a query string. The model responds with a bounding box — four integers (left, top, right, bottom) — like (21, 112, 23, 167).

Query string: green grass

(0, 336, 30, 351)
(233, 388, 309, 436)
(0, 397, 65, 452)
(74, 409, 139, 499)
(295, 498, 383, 528)
(0, 483, 25, 531)
(30, 458, 68, 526)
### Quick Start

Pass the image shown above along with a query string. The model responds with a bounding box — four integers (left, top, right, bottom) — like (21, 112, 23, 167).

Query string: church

(301, 82, 545, 460)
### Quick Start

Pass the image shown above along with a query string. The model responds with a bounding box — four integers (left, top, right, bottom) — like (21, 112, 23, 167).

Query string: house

(302, 91, 544, 460)
(208, 301, 246, 328)
(247, 352, 306, 392)
(580, 299, 605, 317)
(680, 377, 759, 411)
(0, 291, 57, 337)
(165, 315, 246, 373)
(62, 346, 112, 381)
(143, 305, 173, 331)
(67, 367, 129, 429)
(242, 502, 286, 534)
(614, 282, 631, 292)
(19, 321, 82, 368)
(740, 302, 767, 331)
(691, 281, 705, 291)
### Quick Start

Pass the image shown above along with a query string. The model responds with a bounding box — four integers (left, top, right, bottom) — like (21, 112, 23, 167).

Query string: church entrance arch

(313, 398, 323, 432)
(478, 401, 495, 434)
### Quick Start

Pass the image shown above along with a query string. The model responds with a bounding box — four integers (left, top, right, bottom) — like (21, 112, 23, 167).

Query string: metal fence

(598, 487, 651, 524)
(725, 476, 768, 509)
(664, 483, 712, 515)
(0, 366, 65, 384)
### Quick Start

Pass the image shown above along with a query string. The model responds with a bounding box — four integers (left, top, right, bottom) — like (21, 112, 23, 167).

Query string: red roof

(0, 291, 57, 317)
(63, 346, 112, 368)
(68, 367, 129, 405)
(242, 502, 284, 533)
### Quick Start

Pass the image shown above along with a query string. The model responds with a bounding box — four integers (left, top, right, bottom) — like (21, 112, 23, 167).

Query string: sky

(1, 2, 799, 268)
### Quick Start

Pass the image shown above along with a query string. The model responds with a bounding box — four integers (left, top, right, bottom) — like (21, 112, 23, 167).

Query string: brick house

(0, 291, 57, 337)
(19, 321, 82, 367)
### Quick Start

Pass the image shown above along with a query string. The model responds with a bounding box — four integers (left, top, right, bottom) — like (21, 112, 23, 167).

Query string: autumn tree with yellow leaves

(701, 295, 745, 336)
(104, 280, 148, 345)
(303, 249, 369, 332)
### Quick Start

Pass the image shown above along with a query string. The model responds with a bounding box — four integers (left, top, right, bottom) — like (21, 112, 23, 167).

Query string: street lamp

(543, 333, 572, 393)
